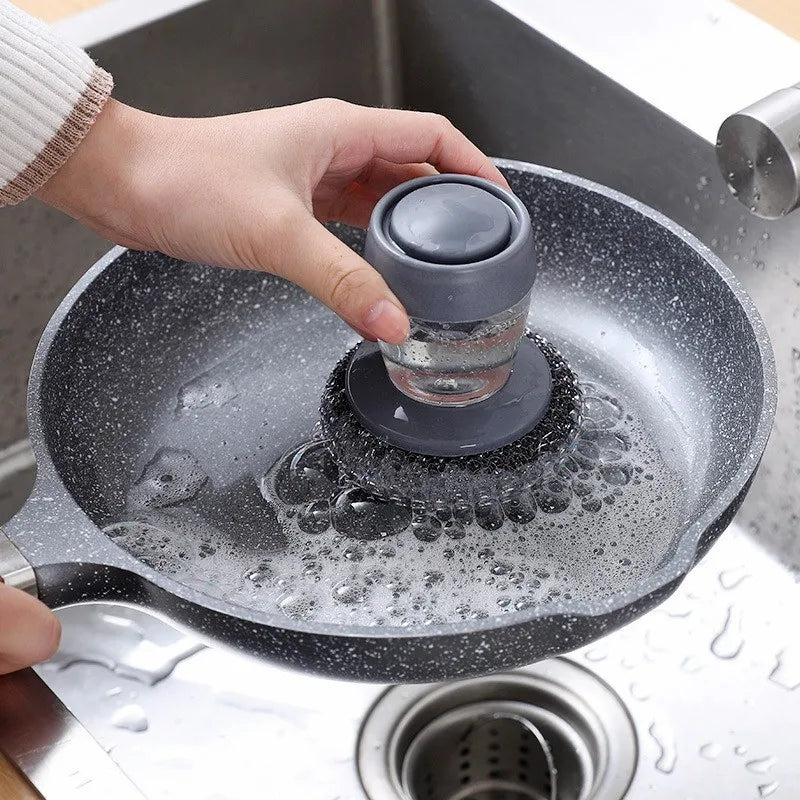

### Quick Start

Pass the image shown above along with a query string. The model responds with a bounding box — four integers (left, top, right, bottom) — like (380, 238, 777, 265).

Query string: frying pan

(0, 161, 776, 683)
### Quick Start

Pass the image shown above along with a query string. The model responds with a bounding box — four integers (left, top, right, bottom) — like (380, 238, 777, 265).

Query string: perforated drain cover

(357, 659, 637, 800)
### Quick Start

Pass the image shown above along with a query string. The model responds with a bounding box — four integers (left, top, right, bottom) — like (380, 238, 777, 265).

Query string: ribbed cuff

(0, 0, 115, 206)
(0, 65, 113, 206)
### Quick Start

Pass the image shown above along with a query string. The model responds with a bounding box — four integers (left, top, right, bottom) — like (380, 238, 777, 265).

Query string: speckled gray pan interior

(4, 161, 776, 683)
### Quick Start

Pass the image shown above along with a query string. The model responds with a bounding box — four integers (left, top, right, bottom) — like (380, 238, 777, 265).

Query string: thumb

(0, 582, 61, 674)
(276, 213, 409, 344)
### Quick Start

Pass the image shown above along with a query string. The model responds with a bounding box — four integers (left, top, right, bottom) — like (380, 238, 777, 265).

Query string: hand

(38, 98, 509, 344)
(0, 582, 60, 674)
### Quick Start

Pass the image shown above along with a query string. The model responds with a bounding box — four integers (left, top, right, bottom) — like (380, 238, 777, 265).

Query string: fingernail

(364, 300, 409, 344)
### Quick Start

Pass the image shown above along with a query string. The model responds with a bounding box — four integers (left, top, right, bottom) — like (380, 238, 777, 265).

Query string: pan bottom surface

(103, 335, 687, 629)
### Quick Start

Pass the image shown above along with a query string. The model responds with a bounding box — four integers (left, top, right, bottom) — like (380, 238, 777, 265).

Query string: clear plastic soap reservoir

(380, 291, 531, 406)
(364, 175, 536, 406)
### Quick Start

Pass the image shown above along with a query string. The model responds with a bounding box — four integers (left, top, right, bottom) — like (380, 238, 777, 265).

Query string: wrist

(36, 99, 165, 248)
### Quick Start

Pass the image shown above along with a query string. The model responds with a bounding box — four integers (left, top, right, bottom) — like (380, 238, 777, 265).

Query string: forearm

(0, 0, 112, 206)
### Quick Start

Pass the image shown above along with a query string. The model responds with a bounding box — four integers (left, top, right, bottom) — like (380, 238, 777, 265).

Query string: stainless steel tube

(717, 83, 800, 219)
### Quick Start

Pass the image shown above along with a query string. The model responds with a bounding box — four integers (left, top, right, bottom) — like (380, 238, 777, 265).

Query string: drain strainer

(357, 658, 637, 800)
(402, 705, 558, 800)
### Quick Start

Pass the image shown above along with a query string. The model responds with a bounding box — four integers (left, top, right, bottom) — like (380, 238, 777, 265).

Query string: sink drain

(357, 659, 637, 800)
(402, 704, 558, 800)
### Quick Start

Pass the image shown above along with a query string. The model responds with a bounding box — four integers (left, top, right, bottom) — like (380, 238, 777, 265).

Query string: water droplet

(769, 647, 800, 691)
(759, 781, 779, 797)
(343, 544, 365, 561)
(514, 596, 537, 612)
(747, 756, 777, 774)
(648, 721, 677, 774)
(581, 497, 603, 513)
(711, 606, 744, 659)
(443, 520, 466, 539)
(719, 567, 750, 590)
(621, 653, 642, 670)
(600, 464, 631, 486)
(699, 742, 721, 761)
(475, 497, 504, 530)
(583, 395, 623, 426)
(273, 441, 338, 505)
(500, 490, 537, 523)
(331, 488, 411, 540)
(412, 515, 443, 542)
(332, 581, 367, 604)
(452, 500, 473, 525)
(681, 655, 704, 674)
(665, 596, 694, 618)
(423, 570, 444, 587)
(533, 482, 571, 514)
(297, 499, 331, 534)
(243, 561, 272, 587)
(110, 704, 149, 733)
(278, 592, 317, 620)
(584, 648, 607, 662)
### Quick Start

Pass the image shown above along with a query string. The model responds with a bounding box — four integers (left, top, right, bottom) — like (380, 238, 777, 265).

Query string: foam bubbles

(127, 448, 207, 511)
(331, 488, 412, 540)
(107, 380, 686, 628)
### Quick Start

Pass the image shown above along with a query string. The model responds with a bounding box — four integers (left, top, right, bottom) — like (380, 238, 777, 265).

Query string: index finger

(347, 106, 510, 188)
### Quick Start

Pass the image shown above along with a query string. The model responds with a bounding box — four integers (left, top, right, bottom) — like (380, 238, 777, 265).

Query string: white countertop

(494, 0, 800, 142)
(53, 0, 206, 49)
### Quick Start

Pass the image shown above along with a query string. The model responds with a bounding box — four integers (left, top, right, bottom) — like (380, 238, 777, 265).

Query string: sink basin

(1, 0, 799, 797)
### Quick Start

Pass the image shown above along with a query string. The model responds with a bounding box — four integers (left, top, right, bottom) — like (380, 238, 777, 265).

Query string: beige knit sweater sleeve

(0, 0, 112, 206)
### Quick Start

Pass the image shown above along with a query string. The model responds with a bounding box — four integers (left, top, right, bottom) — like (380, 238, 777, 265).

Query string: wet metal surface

(30, 523, 800, 799)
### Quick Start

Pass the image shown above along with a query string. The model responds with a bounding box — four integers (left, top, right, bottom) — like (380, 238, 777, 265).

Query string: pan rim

(24, 160, 778, 642)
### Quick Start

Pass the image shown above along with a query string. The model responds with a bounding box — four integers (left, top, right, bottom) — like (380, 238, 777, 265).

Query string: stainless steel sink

(2, 0, 800, 797)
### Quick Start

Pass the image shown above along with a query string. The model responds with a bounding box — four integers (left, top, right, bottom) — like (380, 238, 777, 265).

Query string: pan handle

(0, 527, 37, 596)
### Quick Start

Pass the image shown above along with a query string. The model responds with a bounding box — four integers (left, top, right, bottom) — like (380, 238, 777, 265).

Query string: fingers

(357, 160, 439, 198)
(328, 161, 438, 228)
(275, 208, 409, 343)
(0, 583, 61, 674)
(346, 105, 509, 188)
